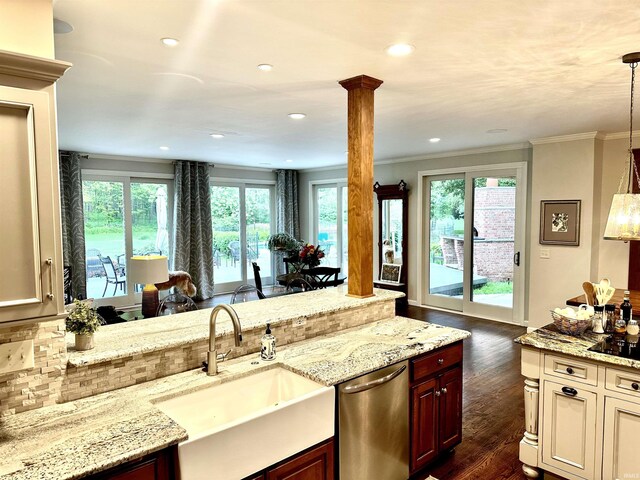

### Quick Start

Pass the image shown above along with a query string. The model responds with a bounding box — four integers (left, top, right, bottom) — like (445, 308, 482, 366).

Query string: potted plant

(267, 233, 300, 256)
(66, 299, 104, 351)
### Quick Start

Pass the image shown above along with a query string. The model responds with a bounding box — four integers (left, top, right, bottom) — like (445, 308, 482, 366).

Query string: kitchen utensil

(594, 279, 615, 305)
(582, 282, 597, 305)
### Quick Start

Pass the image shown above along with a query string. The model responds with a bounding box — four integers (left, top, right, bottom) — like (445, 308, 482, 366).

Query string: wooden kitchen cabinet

(0, 51, 70, 323)
(410, 342, 463, 474)
(85, 447, 176, 480)
(243, 438, 334, 480)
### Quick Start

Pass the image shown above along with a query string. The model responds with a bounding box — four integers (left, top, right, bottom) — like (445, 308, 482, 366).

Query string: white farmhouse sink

(155, 367, 335, 480)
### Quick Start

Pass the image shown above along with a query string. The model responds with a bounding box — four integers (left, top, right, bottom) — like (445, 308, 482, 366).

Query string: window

(82, 174, 172, 306)
(312, 182, 348, 276)
(210, 182, 275, 293)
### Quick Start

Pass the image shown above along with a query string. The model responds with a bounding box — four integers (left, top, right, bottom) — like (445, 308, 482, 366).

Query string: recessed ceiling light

(285, 159, 293, 163)
(486, 128, 508, 134)
(429, 137, 441, 143)
(386, 44, 415, 57)
(161, 38, 179, 47)
(257, 64, 273, 71)
(210, 133, 225, 139)
(159, 146, 170, 151)
(288, 113, 306, 119)
(53, 18, 74, 35)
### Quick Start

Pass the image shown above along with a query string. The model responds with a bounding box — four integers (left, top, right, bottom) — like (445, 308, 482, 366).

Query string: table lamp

(130, 255, 169, 318)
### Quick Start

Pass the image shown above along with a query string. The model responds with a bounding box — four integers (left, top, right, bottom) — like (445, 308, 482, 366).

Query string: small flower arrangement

(65, 299, 104, 336)
(299, 243, 325, 268)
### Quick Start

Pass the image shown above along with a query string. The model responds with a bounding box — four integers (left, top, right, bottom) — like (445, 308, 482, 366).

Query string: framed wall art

(380, 263, 402, 283)
(539, 200, 581, 246)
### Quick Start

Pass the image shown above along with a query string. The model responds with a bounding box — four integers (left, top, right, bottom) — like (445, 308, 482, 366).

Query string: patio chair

(98, 254, 126, 297)
(228, 241, 241, 266)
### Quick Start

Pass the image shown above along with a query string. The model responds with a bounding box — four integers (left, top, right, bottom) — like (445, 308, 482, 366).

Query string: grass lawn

(473, 281, 513, 295)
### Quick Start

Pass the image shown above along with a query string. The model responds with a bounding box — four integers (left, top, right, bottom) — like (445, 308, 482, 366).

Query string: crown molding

(374, 142, 532, 166)
(300, 142, 531, 172)
(602, 130, 640, 140)
(529, 131, 605, 145)
(0, 49, 71, 82)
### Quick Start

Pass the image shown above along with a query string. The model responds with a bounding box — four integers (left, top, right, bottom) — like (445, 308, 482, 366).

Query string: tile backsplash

(0, 319, 66, 416)
(1, 297, 395, 415)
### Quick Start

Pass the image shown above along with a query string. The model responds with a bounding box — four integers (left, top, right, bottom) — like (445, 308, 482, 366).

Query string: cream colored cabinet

(602, 397, 640, 480)
(520, 348, 640, 480)
(0, 51, 70, 323)
(541, 380, 597, 479)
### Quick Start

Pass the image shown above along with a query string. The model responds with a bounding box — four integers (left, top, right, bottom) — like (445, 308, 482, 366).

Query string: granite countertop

(67, 287, 403, 367)
(1, 316, 469, 480)
(515, 323, 640, 370)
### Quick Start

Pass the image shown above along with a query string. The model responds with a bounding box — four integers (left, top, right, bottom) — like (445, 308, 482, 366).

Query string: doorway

(420, 164, 527, 324)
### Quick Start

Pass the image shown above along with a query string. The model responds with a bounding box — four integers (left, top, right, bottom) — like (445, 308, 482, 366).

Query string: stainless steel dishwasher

(337, 360, 409, 480)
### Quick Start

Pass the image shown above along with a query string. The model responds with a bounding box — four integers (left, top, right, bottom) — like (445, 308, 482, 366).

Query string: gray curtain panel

(275, 169, 300, 277)
(59, 151, 87, 300)
(172, 160, 215, 300)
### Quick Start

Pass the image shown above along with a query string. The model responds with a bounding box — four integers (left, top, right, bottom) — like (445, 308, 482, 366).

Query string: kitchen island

(0, 288, 470, 480)
(515, 325, 640, 480)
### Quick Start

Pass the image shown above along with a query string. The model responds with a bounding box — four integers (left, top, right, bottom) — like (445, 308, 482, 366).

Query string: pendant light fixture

(604, 52, 640, 241)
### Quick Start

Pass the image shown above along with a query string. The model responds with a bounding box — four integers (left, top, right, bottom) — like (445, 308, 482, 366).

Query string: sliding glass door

(211, 182, 275, 293)
(423, 165, 526, 324)
(82, 175, 172, 307)
(313, 182, 348, 276)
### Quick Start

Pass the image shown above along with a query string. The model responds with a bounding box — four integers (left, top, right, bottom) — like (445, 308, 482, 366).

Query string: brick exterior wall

(439, 186, 515, 282)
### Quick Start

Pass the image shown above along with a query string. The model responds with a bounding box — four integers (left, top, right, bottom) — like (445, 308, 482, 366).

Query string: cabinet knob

(435, 390, 441, 397)
(632, 382, 639, 391)
(441, 387, 448, 394)
(566, 367, 574, 375)
(561, 386, 578, 397)
(437, 358, 444, 365)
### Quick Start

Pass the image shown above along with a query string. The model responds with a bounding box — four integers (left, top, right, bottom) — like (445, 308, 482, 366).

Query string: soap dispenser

(261, 323, 276, 361)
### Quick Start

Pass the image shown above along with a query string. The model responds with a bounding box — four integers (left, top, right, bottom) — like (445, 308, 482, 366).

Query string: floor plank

(399, 305, 529, 480)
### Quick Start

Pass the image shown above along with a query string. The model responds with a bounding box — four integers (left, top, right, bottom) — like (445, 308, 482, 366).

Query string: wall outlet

(293, 318, 306, 327)
(539, 248, 551, 259)
(0, 339, 34, 374)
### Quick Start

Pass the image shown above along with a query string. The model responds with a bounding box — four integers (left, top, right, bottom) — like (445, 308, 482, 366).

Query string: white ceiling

(52, 0, 640, 170)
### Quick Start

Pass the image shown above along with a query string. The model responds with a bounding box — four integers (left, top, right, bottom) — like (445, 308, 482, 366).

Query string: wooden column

(339, 75, 383, 298)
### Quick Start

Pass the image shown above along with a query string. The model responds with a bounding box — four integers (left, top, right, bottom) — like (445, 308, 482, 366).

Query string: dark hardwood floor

(399, 305, 528, 480)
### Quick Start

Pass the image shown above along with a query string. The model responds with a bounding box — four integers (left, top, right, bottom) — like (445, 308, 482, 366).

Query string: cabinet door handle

(45, 258, 55, 300)
(561, 386, 577, 397)
(632, 382, 639, 391)
(566, 367, 574, 375)
(437, 358, 444, 365)
(435, 390, 441, 397)
(441, 387, 448, 394)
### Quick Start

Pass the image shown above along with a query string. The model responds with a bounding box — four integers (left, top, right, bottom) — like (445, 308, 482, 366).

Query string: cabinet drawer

(605, 367, 640, 399)
(543, 354, 598, 386)
(411, 342, 462, 383)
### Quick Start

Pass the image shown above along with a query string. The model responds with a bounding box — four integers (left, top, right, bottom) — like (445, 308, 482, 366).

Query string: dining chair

(231, 284, 263, 304)
(285, 276, 315, 293)
(98, 254, 126, 297)
(252, 262, 288, 299)
(307, 266, 340, 289)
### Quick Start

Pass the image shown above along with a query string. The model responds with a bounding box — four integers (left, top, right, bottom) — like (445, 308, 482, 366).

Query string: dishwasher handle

(342, 365, 407, 394)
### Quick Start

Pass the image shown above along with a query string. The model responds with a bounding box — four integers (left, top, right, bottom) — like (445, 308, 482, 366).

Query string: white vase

(75, 333, 94, 351)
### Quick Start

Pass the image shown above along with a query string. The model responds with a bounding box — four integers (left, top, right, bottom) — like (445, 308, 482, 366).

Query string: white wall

(528, 137, 600, 328)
